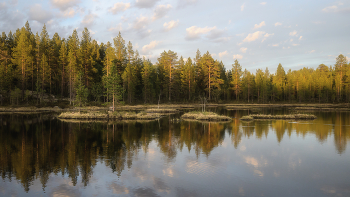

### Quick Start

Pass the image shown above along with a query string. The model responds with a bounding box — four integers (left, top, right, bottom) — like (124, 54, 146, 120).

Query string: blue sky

(0, 0, 349, 73)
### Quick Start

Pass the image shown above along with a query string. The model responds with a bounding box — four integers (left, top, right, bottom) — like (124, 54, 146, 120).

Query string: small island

(181, 111, 232, 121)
(240, 114, 317, 120)
(58, 111, 163, 120)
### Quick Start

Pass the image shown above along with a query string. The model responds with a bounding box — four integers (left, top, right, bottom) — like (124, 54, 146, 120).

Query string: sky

(0, 0, 349, 73)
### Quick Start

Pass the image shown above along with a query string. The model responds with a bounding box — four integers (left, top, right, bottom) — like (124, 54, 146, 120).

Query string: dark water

(1, 109, 350, 197)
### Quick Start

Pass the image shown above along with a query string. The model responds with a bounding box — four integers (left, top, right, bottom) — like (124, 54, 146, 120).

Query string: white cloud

(228, 20, 231, 24)
(213, 37, 231, 43)
(322, 5, 350, 13)
(185, 26, 216, 40)
(241, 3, 245, 11)
(0, 2, 6, 10)
(299, 36, 302, 40)
(243, 31, 265, 42)
(289, 30, 297, 36)
(253, 21, 266, 29)
(272, 44, 279, 47)
(240, 47, 247, 53)
(322, 5, 337, 12)
(264, 33, 274, 37)
(292, 43, 299, 46)
(177, 0, 197, 8)
(89, 29, 96, 35)
(262, 33, 274, 42)
(109, 2, 130, 14)
(309, 50, 315, 53)
(29, 4, 53, 23)
(153, 4, 172, 20)
(62, 7, 76, 18)
(82, 13, 97, 26)
(135, 0, 160, 8)
(108, 23, 123, 32)
(275, 22, 282, 26)
(206, 28, 226, 39)
(233, 54, 243, 59)
(51, 0, 81, 11)
(260, 2, 266, 5)
(219, 51, 228, 58)
(142, 40, 160, 54)
(163, 20, 179, 31)
(133, 16, 149, 30)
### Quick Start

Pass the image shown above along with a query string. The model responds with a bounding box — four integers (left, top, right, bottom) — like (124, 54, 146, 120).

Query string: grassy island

(145, 108, 180, 113)
(181, 111, 232, 121)
(58, 111, 162, 120)
(240, 114, 317, 120)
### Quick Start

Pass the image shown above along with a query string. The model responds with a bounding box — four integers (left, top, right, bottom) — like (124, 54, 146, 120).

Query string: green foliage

(10, 87, 21, 105)
(103, 63, 123, 109)
(74, 72, 89, 107)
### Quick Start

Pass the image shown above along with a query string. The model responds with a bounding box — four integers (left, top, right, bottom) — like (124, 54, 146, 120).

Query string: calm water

(1, 109, 350, 197)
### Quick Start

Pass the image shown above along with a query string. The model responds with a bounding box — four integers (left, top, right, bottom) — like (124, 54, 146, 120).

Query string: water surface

(0, 109, 350, 197)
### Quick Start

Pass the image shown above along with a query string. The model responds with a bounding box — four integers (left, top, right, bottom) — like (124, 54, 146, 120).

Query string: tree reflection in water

(0, 111, 349, 192)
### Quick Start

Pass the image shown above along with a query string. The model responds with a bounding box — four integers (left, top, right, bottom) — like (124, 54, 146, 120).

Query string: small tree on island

(74, 71, 89, 111)
(103, 63, 123, 111)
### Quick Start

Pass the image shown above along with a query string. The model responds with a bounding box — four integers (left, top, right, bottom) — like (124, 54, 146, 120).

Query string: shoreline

(0, 103, 349, 113)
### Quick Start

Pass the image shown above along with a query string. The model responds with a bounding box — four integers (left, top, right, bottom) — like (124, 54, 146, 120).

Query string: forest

(0, 22, 349, 106)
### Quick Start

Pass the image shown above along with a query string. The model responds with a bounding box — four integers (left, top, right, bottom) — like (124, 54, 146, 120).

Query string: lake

(0, 108, 350, 197)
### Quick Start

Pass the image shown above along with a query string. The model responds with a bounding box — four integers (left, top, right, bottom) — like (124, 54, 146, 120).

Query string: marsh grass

(58, 110, 162, 120)
(244, 114, 317, 120)
(145, 108, 180, 113)
(240, 115, 254, 121)
(58, 111, 108, 119)
(181, 111, 231, 121)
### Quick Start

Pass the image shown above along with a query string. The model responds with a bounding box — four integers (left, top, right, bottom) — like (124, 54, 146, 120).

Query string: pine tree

(335, 54, 347, 101)
(12, 27, 33, 97)
(122, 41, 137, 103)
(59, 40, 68, 96)
(67, 29, 80, 105)
(103, 42, 115, 102)
(157, 50, 178, 101)
(81, 27, 94, 87)
(74, 71, 88, 108)
(103, 63, 123, 111)
(113, 32, 127, 72)
(39, 54, 51, 102)
(273, 63, 286, 101)
(200, 52, 223, 100)
(231, 59, 242, 101)
(181, 58, 196, 100)
(142, 58, 154, 103)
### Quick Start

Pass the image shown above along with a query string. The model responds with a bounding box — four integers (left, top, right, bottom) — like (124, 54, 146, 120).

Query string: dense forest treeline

(1, 22, 350, 106)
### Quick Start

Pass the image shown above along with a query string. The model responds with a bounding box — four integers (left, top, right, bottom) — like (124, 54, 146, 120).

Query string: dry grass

(145, 108, 180, 113)
(111, 111, 162, 120)
(240, 115, 254, 121)
(224, 103, 350, 110)
(249, 114, 317, 120)
(58, 111, 108, 119)
(181, 111, 231, 121)
(58, 111, 162, 120)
